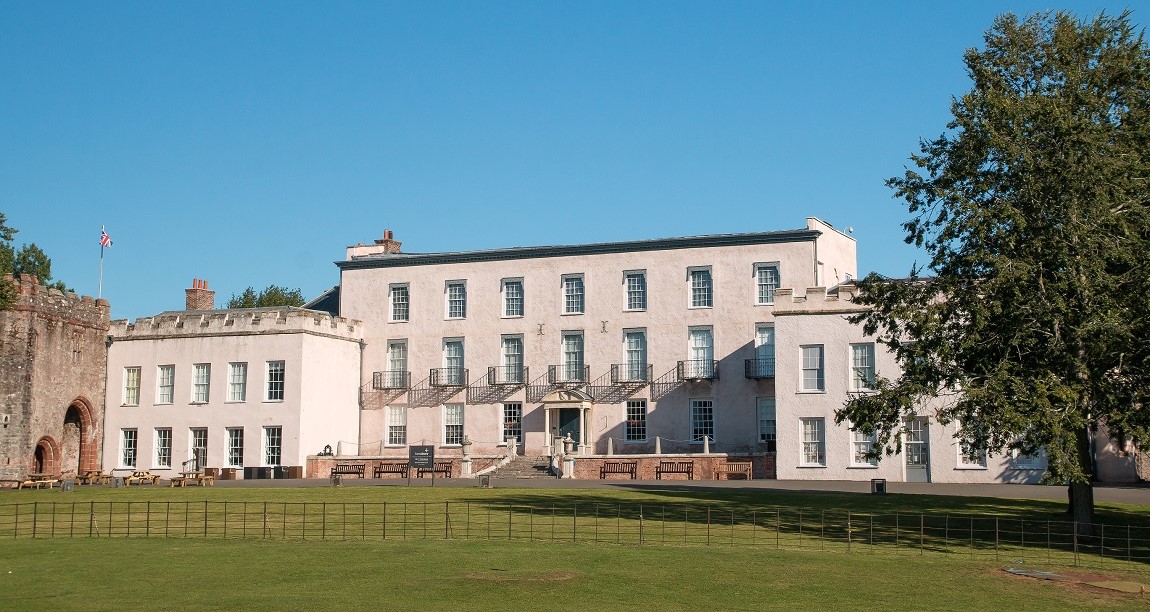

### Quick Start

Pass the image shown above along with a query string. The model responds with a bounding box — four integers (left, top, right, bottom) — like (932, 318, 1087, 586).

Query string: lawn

(2, 484, 1148, 610)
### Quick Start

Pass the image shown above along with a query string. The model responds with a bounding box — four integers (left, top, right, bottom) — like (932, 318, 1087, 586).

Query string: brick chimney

(373, 229, 402, 253)
(185, 278, 215, 310)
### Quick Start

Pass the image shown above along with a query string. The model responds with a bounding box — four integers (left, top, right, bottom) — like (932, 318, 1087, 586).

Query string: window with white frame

(189, 428, 207, 468)
(123, 367, 141, 406)
(121, 429, 138, 468)
(266, 361, 285, 401)
(501, 335, 524, 383)
(387, 405, 407, 445)
(624, 329, 647, 381)
(387, 340, 408, 388)
(755, 324, 775, 377)
(157, 365, 175, 404)
(688, 327, 715, 377)
(192, 363, 211, 403)
(958, 438, 988, 468)
(503, 279, 524, 317)
(562, 275, 584, 314)
(444, 404, 464, 445)
(562, 331, 584, 381)
(801, 345, 825, 391)
(755, 263, 780, 305)
(626, 400, 647, 442)
(690, 399, 714, 443)
(757, 398, 776, 452)
(446, 280, 467, 319)
(389, 284, 409, 322)
(228, 362, 247, 402)
(443, 339, 465, 385)
(689, 267, 713, 308)
(850, 343, 876, 391)
(624, 270, 646, 311)
(154, 428, 172, 468)
(852, 428, 878, 466)
(801, 418, 826, 466)
(263, 426, 282, 466)
(1013, 447, 1044, 469)
(502, 403, 522, 443)
(226, 427, 244, 468)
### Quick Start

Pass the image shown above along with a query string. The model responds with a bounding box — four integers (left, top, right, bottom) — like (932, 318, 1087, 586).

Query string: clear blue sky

(0, 1, 1137, 321)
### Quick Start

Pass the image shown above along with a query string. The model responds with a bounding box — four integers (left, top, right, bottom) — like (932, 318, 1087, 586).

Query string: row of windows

(122, 361, 286, 407)
(799, 343, 876, 392)
(119, 426, 282, 469)
(387, 264, 782, 322)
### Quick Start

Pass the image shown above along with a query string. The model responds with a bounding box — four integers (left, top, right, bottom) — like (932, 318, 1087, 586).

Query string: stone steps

(488, 456, 555, 479)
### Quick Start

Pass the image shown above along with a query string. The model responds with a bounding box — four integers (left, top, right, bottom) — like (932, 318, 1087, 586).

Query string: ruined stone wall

(0, 274, 109, 480)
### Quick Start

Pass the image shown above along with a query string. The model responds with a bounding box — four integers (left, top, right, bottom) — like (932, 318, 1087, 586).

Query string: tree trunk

(1068, 424, 1096, 536)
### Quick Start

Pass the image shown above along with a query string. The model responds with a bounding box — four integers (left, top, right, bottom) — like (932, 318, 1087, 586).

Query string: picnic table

(123, 471, 161, 486)
(170, 471, 215, 487)
(79, 470, 112, 485)
(19, 473, 59, 490)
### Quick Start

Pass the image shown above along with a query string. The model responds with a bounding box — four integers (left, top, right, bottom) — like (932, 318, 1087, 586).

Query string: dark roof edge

(336, 228, 822, 271)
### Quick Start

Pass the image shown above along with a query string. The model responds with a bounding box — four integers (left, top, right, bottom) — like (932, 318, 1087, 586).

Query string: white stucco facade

(102, 308, 363, 476)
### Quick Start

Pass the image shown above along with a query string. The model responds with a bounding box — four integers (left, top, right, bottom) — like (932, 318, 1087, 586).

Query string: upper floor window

(689, 267, 713, 308)
(123, 367, 141, 406)
(228, 362, 248, 402)
(850, 343, 876, 391)
(389, 284, 409, 322)
(755, 263, 780, 305)
(192, 363, 211, 403)
(624, 270, 646, 311)
(266, 361, 285, 401)
(563, 275, 584, 314)
(801, 345, 825, 392)
(502, 279, 524, 317)
(446, 280, 467, 319)
(156, 365, 175, 404)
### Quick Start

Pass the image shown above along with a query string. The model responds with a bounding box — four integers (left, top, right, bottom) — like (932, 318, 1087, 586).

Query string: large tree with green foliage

(0, 213, 15, 309)
(839, 11, 1150, 532)
(0, 212, 69, 309)
(226, 285, 306, 309)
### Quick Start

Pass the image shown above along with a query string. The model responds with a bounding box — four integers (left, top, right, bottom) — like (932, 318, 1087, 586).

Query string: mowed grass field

(2, 484, 1149, 610)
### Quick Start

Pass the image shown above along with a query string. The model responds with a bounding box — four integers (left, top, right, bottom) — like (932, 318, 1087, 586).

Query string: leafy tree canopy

(227, 285, 306, 309)
(0, 213, 68, 309)
(838, 11, 1150, 529)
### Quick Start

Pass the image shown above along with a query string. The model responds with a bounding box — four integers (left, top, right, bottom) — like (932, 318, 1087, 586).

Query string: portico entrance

(540, 389, 594, 456)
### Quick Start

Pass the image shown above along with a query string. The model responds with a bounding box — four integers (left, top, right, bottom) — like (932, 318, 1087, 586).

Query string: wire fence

(3, 500, 1148, 569)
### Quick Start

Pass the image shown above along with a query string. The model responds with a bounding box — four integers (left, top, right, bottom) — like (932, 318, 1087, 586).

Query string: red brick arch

(33, 436, 60, 475)
(65, 396, 98, 473)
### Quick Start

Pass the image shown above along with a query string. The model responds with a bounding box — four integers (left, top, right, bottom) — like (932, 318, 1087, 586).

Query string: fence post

(639, 504, 644, 546)
(322, 502, 327, 540)
(383, 502, 387, 541)
(970, 517, 974, 558)
(776, 508, 780, 549)
(1073, 522, 1079, 566)
(146, 501, 151, 537)
(573, 504, 577, 543)
(1100, 523, 1105, 564)
(203, 500, 208, 538)
(847, 511, 852, 552)
(51, 502, 56, 538)
(445, 502, 450, 540)
(750, 509, 755, 548)
(508, 504, 512, 541)
(222, 501, 227, 539)
(1127, 524, 1131, 563)
(895, 513, 899, 550)
(919, 514, 924, 556)
(995, 516, 999, 561)
(944, 514, 949, 551)
(706, 507, 711, 547)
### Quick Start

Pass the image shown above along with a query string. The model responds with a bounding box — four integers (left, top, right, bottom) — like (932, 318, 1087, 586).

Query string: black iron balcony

(610, 363, 653, 384)
(744, 357, 776, 379)
(488, 365, 528, 386)
(373, 370, 411, 390)
(429, 367, 468, 387)
(677, 360, 719, 381)
(548, 364, 590, 385)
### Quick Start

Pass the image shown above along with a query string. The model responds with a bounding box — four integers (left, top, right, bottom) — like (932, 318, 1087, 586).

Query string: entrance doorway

(558, 408, 580, 450)
(905, 417, 930, 482)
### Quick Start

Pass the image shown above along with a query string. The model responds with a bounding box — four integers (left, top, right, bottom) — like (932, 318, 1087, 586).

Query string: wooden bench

(18, 479, 58, 490)
(170, 475, 215, 487)
(655, 461, 694, 480)
(373, 462, 410, 478)
(599, 461, 637, 480)
(331, 463, 366, 478)
(416, 462, 452, 478)
(78, 471, 112, 485)
(714, 461, 753, 480)
(123, 471, 161, 486)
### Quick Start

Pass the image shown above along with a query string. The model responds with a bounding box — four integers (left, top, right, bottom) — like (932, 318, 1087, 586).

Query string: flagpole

(98, 225, 105, 300)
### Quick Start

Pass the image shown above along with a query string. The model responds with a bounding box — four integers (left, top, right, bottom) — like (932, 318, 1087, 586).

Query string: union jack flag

(100, 227, 112, 248)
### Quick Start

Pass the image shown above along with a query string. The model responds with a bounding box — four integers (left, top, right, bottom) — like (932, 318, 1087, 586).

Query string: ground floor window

(444, 404, 464, 445)
(757, 398, 776, 452)
(121, 429, 138, 468)
(227, 428, 244, 468)
(263, 426, 282, 466)
(626, 400, 647, 441)
(502, 403, 522, 443)
(388, 405, 407, 445)
(852, 428, 877, 466)
(189, 428, 208, 469)
(801, 418, 825, 466)
(690, 399, 714, 443)
(154, 428, 172, 468)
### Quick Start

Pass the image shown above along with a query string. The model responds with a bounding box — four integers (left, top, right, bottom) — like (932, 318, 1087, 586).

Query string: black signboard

(409, 445, 435, 469)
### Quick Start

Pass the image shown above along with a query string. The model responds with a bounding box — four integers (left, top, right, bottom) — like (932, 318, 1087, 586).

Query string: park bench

(78, 471, 112, 485)
(599, 461, 637, 480)
(714, 461, 753, 480)
(416, 462, 452, 478)
(655, 461, 694, 480)
(18, 478, 58, 490)
(373, 462, 410, 478)
(169, 474, 215, 487)
(331, 463, 366, 478)
(123, 471, 161, 486)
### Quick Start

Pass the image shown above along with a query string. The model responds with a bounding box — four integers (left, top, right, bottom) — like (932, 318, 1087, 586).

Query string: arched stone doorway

(33, 436, 60, 475)
(61, 397, 96, 474)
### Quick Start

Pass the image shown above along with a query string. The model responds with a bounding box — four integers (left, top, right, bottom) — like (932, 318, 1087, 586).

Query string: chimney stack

(185, 278, 215, 310)
(373, 228, 402, 253)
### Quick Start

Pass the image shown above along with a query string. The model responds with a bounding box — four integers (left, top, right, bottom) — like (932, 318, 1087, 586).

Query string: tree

(838, 11, 1150, 534)
(0, 213, 14, 309)
(227, 285, 306, 309)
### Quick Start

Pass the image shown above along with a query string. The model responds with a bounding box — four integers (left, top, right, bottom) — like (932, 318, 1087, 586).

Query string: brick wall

(0, 275, 109, 480)
(570, 454, 776, 480)
(307, 456, 467, 479)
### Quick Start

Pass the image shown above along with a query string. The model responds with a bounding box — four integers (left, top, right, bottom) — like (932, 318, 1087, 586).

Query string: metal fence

(3, 501, 1147, 568)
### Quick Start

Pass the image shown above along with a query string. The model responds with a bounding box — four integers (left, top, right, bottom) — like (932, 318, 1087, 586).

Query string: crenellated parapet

(3, 273, 111, 330)
(772, 283, 866, 316)
(109, 307, 363, 342)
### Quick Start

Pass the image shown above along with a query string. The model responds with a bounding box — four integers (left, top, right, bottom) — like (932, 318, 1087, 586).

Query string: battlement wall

(772, 284, 866, 315)
(4, 274, 111, 329)
(109, 307, 363, 342)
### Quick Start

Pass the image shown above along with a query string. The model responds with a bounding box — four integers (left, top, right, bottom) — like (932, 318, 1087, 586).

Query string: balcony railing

(429, 367, 468, 387)
(488, 365, 528, 386)
(610, 363, 653, 384)
(373, 370, 411, 390)
(677, 360, 719, 381)
(548, 364, 590, 385)
(744, 357, 776, 379)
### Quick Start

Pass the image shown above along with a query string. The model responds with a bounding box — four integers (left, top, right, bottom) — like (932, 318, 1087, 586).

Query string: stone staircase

(486, 456, 555, 480)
